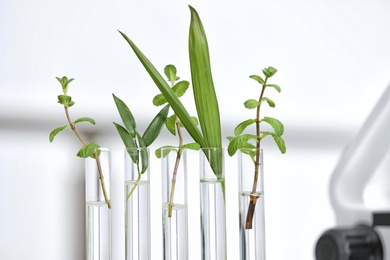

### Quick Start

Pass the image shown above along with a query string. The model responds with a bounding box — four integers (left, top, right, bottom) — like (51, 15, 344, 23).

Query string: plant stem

(126, 172, 141, 202)
(246, 78, 267, 229)
(168, 117, 183, 218)
(64, 107, 111, 209)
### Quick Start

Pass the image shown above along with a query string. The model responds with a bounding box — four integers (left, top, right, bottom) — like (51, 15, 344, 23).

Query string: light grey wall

(1, 0, 390, 259)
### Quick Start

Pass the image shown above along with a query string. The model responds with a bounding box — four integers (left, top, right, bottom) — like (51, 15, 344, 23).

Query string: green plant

(227, 66, 286, 229)
(117, 5, 223, 186)
(154, 64, 200, 217)
(112, 94, 169, 201)
(49, 76, 111, 208)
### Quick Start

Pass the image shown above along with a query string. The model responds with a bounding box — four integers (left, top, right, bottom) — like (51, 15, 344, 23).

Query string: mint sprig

(50, 76, 111, 208)
(227, 66, 286, 229)
(154, 64, 200, 218)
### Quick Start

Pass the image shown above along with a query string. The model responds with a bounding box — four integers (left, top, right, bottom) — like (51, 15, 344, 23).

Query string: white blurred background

(1, 0, 390, 259)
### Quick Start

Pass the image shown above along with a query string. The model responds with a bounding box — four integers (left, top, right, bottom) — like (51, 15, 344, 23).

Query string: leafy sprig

(112, 94, 169, 201)
(118, 6, 223, 185)
(49, 76, 111, 208)
(154, 65, 200, 217)
(227, 66, 286, 229)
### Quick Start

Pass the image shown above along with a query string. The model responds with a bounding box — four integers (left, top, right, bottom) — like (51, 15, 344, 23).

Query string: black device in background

(315, 212, 390, 260)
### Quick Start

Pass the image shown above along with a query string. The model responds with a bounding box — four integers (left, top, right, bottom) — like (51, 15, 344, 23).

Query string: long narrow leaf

(112, 94, 137, 138)
(142, 104, 170, 147)
(188, 6, 222, 149)
(189, 6, 223, 178)
(118, 30, 206, 148)
(113, 122, 138, 163)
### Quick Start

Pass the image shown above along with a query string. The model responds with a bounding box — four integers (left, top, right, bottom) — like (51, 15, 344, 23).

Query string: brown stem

(245, 78, 267, 229)
(64, 107, 111, 209)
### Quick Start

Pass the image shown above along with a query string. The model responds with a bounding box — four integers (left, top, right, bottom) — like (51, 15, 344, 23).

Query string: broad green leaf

(118, 30, 205, 148)
(261, 97, 275, 108)
(172, 81, 190, 97)
(113, 122, 138, 163)
(234, 119, 256, 136)
(261, 116, 284, 136)
(136, 133, 148, 174)
(239, 145, 257, 162)
(77, 141, 100, 158)
(244, 99, 260, 109)
(165, 114, 177, 135)
(164, 64, 179, 83)
(112, 94, 137, 138)
(155, 145, 177, 158)
(152, 93, 167, 106)
(74, 117, 96, 125)
(142, 104, 170, 147)
(262, 66, 277, 78)
(249, 75, 264, 85)
(57, 95, 75, 107)
(260, 131, 273, 140)
(227, 134, 258, 156)
(180, 142, 201, 151)
(273, 135, 286, 154)
(266, 84, 281, 93)
(49, 125, 68, 142)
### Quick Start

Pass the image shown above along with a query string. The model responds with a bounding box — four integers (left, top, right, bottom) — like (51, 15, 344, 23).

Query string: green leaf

(57, 95, 75, 108)
(239, 145, 257, 157)
(155, 145, 177, 158)
(113, 122, 137, 159)
(142, 104, 170, 147)
(234, 119, 256, 136)
(273, 135, 286, 154)
(172, 81, 190, 98)
(180, 142, 201, 151)
(136, 133, 149, 174)
(262, 66, 277, 78)
(49, 125, 68, 142)
(189, 6, 222, 152)
(191, 116, 199, 126)
(112, 94, 137, 138)
(165, 114, 177, 135)
(261, 97, 275, 108)
(73, 117, 96, 125)
(180, 116, 198, 127)
(249, 75, 264, 85)
(56, 76, 74, 95)
(77, 141, 100, 158)
(164, 64, 179, 83)
(189, 6, 223, 181)
(152, 94, 167, 106)
(118, 30, 205, 148)
(227, 134, 258, 156)
(261, 116, 284, 136)
(244, 99, 260, 109)
(266, 84, 281, 93)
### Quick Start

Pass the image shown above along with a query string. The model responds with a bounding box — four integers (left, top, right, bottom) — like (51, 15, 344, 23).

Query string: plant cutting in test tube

(154, 64, 200, 217)
(112, 94, 169, 200)
(118, 5, 223, 191)
(49, 76, 111, 208)
(227, 67, 286, 229)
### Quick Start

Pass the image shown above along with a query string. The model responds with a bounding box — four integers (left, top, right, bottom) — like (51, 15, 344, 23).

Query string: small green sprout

(154, 65, 200, 217)
(50, 76, 111, 208)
